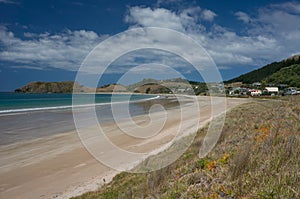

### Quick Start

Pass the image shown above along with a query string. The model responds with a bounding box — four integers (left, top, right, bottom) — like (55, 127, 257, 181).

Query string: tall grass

(73, 97, 300, 199)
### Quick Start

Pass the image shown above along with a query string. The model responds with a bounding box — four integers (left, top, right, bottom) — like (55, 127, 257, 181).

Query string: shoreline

(0, 94, 167, 146)
(0, 96, 250, 199)
(0, 93, 160, 115)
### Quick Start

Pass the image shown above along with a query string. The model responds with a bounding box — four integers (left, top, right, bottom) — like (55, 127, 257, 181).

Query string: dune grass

(73, 96, 300, 199)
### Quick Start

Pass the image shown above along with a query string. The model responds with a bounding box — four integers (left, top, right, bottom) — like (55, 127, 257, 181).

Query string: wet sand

(0, 96, 249, 199)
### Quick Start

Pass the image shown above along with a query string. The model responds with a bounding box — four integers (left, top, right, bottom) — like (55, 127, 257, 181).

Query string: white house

(250, 89, 262, 96)
(252, 82, 262, 87)
(265, 87, 279, 94)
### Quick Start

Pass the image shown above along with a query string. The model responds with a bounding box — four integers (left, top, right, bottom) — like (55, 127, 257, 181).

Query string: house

(265, 87, 279, 95)
(252, 82, 261, 87)
(249, 89, 262, 96)
(229, 87, 249, 96)
(278, 84, 288, 89)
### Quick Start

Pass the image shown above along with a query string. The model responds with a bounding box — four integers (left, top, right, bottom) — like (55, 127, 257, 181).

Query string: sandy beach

(0, 96, 249, 199)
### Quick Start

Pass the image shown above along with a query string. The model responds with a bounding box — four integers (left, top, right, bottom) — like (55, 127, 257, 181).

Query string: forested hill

(265, 64, 300, 88)
(226, 55, 300, 84)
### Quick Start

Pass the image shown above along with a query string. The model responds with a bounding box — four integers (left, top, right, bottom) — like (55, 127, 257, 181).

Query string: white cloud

(80, 28, 214, 74)
(235, 11, 252, 23)
(245, 2, 300, 59)
(72, 27, 223, 86)
(201, 9, 217, 21)
(0, 0, 18, 4)
(23, 32, 38, 38)
(125, 3, 300, 68)
(0, 26, 108, 71)
(270, 1, 300, 14)
(126, 6, 214, 33)
(1, 1, 300, 77)
(125, 7, 184, 31)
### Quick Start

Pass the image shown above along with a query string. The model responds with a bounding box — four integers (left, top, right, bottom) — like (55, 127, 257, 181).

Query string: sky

(0, 0, 300, 91)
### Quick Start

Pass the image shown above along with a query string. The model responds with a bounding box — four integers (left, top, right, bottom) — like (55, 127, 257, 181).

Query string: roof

(265, 87, 279, 92)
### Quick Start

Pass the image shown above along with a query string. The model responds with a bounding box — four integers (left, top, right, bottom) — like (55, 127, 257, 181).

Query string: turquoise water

(0, 93, 157, 113)
(0, 92, 161, 145)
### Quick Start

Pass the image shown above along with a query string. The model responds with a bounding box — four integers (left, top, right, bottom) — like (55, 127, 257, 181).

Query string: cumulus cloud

(125, 2, 300, 68)
(0, 26, 107, 71)
(126, 6, 215, 33)
(201, 9, 217, 21)
(243, 2, 300, 59)
(270, 1, 300, 14)
(1, 1, 300, 76)
(256, 3, 300, 35)
(235, 11, 252, 23)
(125, 7, 184, 31)
(79, 28, 216, 79)
(1, 25, 211, 80)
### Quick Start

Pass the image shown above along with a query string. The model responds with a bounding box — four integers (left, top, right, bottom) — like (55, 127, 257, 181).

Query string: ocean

(0, 93, 158, 113)
(0, 93, 161, 145)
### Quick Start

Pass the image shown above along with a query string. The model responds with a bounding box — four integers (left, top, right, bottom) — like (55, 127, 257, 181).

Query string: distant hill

(14, 81, 92, 93)
(265, 64, 300, 88)
(126, 78, 160, 92)
(126, 78, 188, 92)
(127, 78, 200, 94)
(132, 83, 173, 94)
(14, 78, 208, 94)
(101, 78, 205, 94)
(226, 54, 300, 84)
(96, 84, 127, 92)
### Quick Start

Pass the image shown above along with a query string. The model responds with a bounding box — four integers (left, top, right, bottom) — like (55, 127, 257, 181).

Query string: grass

(73, 96, 300, 199)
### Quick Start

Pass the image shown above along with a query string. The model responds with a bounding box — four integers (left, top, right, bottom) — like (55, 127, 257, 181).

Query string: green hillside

(265, 64, 300, 88)
(226, 55, 300, 84)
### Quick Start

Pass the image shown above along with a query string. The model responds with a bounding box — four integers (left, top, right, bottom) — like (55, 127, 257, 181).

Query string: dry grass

(73, 96, 300, 199)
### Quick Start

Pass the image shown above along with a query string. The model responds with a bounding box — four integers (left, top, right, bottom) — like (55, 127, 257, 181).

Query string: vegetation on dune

(73, 97, 300, 199)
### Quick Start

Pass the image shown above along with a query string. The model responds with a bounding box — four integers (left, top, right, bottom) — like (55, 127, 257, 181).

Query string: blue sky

(0, 0, 300, 91)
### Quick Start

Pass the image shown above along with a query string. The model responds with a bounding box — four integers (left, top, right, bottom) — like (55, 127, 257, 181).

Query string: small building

(229, 87, 249, 96)
(278, 84, 288, 89)
(249, 89, 262, 96)
(265, 87, 279, 95)
(252, 82, 261, 87)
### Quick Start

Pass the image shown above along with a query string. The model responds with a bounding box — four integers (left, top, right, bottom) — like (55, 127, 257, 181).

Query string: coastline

(0, 93, 161, 145)
(0, 92, 159, 115)
(0, 96, 250, 199)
